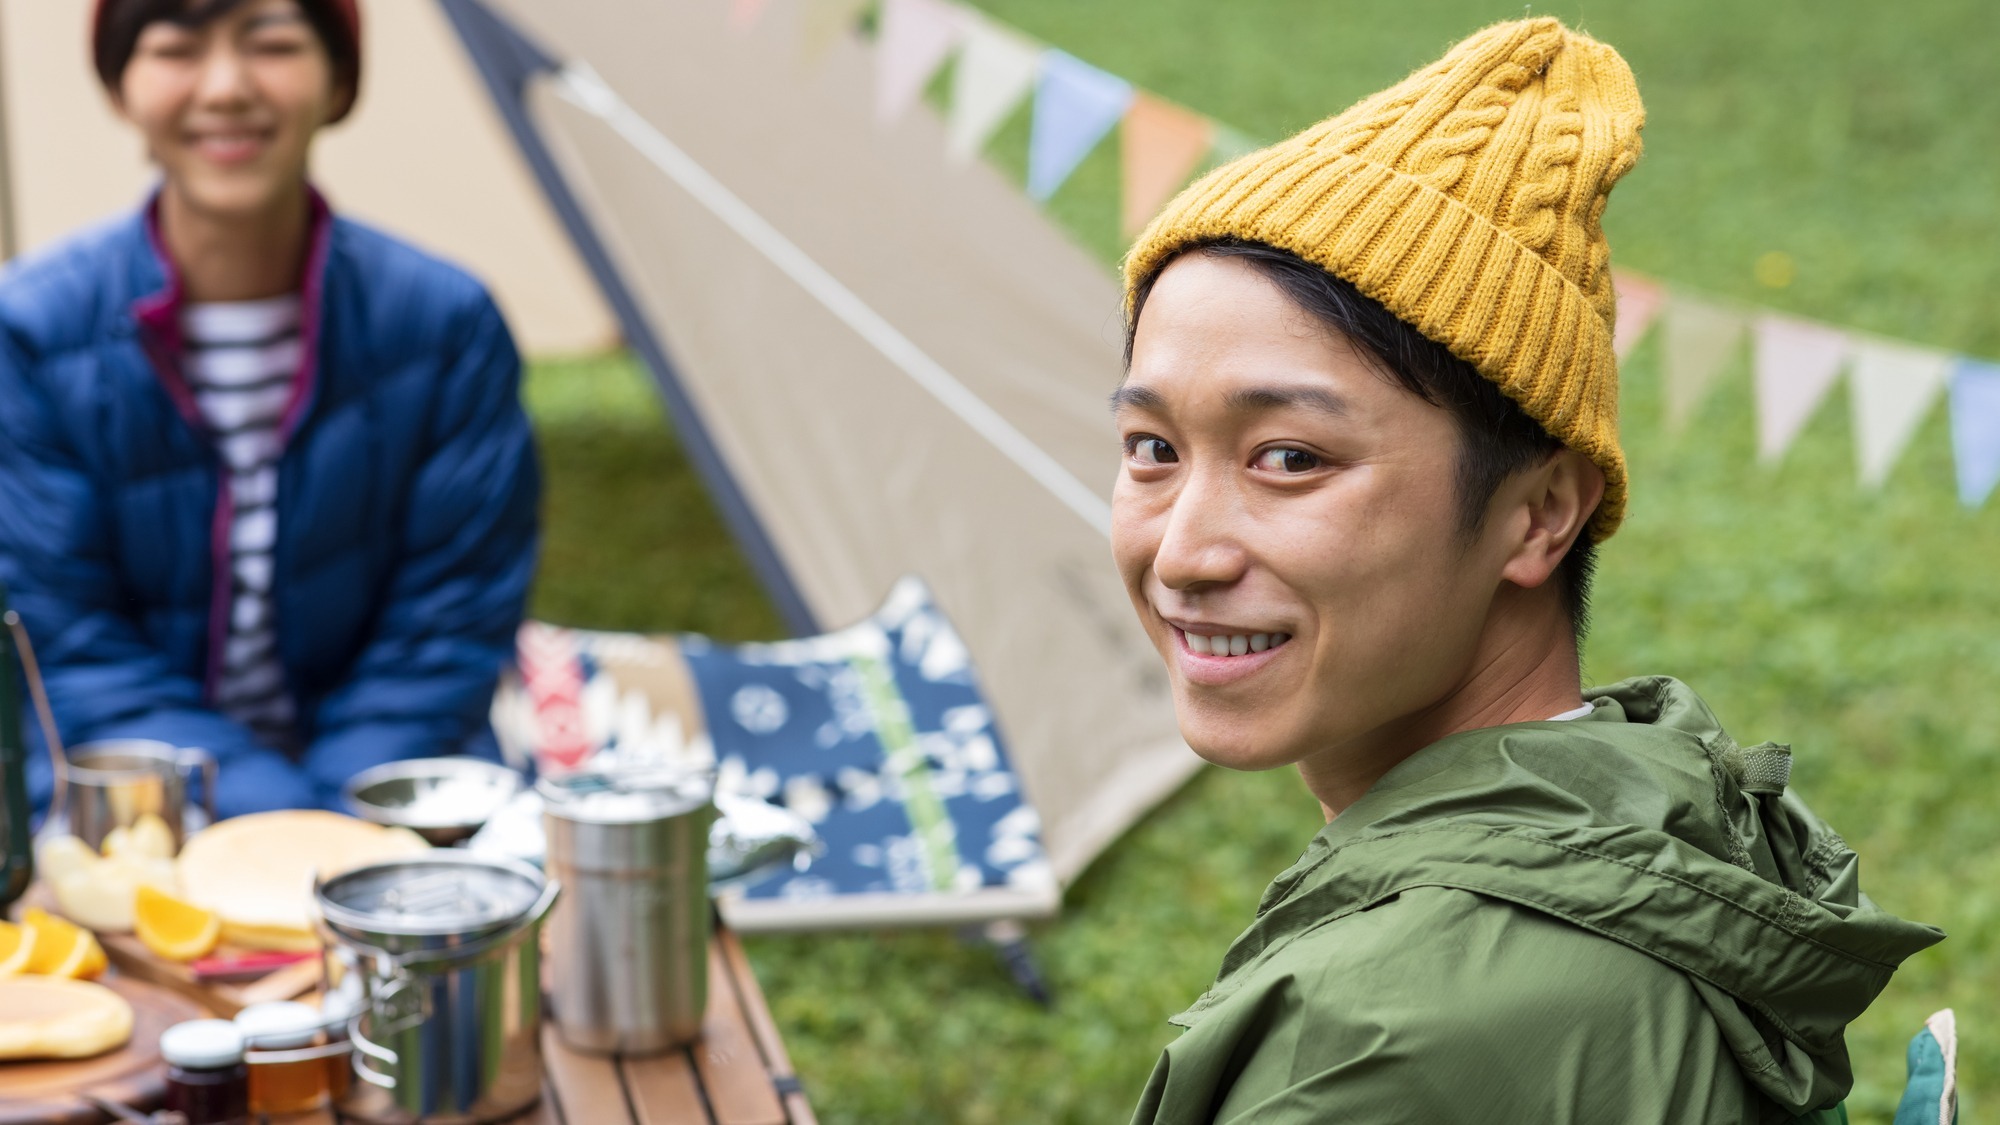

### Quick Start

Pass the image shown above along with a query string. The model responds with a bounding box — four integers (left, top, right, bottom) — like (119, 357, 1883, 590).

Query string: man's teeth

(1184, 631, 1289, 656)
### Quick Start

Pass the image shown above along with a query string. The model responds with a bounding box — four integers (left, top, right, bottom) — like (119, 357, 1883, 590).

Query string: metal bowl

(342, 758, 525, 846)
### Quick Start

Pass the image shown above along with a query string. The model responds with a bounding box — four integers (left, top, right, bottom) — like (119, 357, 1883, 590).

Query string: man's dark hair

(94, 0, 360, 102)
(1124, 238, 1599, 642)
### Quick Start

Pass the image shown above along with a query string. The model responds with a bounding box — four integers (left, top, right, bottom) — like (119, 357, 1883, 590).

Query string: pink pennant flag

(1121, 94, 1214, 236)
(1752, 314, 1849, 462)
(1611, 271, 1664, 361)
(876, 0, 965, 124)
(730, 0, 772, 33)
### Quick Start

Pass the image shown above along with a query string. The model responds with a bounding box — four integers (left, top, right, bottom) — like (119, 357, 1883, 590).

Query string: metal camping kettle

(1, 586, 35, 908)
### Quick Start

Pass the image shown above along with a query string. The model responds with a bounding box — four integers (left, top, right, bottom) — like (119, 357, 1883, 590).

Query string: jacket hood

(1227, 675, 1942, 1114)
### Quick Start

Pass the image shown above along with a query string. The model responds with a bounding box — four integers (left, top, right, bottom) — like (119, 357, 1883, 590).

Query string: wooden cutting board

(0, 975, 204, 1125)
(22, 884, 322, 1018)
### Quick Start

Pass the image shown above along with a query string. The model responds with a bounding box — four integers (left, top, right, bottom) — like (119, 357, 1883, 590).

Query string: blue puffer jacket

(0, 195, 539, 818)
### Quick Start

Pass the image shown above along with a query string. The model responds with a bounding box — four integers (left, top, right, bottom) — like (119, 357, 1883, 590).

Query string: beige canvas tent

(0, 0, 1202, 916)
(0, 0, 615, 354)
(443, 0, 1201, 899)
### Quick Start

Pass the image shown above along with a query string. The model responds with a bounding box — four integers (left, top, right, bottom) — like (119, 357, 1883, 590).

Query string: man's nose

(1151, 465, 1249, 593)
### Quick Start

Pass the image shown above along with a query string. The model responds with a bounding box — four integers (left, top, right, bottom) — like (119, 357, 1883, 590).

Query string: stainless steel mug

(62, 740, 216, 852)
(314, 853, 557, 1125)
(540, 766, 715, 1056)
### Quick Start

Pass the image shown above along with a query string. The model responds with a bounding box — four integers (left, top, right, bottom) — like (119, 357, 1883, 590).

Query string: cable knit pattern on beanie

(1123, 16, 1647, 538)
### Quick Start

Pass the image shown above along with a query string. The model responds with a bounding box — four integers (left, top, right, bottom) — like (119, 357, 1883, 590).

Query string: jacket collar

(129, 185, 336, 440)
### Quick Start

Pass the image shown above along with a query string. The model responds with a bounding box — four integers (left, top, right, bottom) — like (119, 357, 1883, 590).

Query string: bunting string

(751, 0, 2000, 509)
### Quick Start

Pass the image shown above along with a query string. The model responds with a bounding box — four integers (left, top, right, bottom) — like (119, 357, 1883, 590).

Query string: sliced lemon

(0, 921, 34, 977)
(134, 885, 222, 962)
(35, 835, 99, 883)
(127, 814, 176, 859)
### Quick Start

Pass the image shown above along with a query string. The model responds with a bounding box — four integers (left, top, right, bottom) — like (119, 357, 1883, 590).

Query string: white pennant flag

(946, 14, 1042, 163)
(1752, 314, 1849, 462)
(1662, 294, 1746, 432)
(1848, 337, 1953, 488)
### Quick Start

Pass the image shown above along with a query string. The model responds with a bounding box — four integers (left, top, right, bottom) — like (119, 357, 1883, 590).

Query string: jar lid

(160, 1019, 245, 1069)
(235, 1001, 322, 1050)
(537, 765, 711, 825)
(320, 981, 363, 1024)
(315, 852, 546, 939)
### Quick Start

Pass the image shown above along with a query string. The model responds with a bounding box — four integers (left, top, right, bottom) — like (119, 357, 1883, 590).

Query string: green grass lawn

(527, 2, 1998, 1120)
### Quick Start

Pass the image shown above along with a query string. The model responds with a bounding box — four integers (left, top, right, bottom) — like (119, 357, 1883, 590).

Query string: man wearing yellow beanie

(1114, 18, 1938, 1123)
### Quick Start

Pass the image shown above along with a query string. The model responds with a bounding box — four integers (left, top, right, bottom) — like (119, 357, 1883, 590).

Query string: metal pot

(314, 853, 558, 1125)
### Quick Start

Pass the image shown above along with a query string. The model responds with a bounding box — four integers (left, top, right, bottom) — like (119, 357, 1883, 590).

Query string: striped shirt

(182, 297, 301, 750)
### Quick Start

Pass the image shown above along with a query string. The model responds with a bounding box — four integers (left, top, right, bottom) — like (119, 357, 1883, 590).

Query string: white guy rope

(554, 63, 1115, 537)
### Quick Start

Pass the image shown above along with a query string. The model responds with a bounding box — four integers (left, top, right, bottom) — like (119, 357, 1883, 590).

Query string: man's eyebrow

(1223, 385, 1351, 417)
(1109, 384, 1168, 414)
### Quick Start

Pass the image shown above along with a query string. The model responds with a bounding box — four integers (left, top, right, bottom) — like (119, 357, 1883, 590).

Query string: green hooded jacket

(1131, 676, 1942, 1124)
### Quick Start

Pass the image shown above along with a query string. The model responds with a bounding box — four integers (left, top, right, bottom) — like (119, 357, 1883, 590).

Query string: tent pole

(437, 0, 820, 638)
(0, 4, 18, 261)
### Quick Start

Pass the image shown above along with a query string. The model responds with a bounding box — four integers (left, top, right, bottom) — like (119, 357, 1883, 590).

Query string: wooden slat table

(535, 929, 815, 1125)
(270, 929, 812, 1125)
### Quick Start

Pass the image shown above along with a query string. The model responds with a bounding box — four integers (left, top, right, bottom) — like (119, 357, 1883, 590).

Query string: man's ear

(1498, 449, 1605, 590)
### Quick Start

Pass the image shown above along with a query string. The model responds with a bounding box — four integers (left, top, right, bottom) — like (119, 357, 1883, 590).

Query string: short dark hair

(94, 0, 360, 102)
(1124, 238, 1599, 641)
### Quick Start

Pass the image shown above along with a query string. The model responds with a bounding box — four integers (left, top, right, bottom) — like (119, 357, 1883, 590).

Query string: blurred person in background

(0, 0, 538, 819)
(1114, 18, 1940, 1124)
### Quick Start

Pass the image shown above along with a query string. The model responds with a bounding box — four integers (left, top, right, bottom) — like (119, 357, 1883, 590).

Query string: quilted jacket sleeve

(0, 324, 313, 815)
(299, 290, 538, 806)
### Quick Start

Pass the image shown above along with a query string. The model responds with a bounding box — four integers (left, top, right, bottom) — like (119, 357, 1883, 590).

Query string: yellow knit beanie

(1124, 17, 1645, 538)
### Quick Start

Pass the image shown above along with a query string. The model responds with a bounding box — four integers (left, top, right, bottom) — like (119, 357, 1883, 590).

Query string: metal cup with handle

(60, 740, 216, 852)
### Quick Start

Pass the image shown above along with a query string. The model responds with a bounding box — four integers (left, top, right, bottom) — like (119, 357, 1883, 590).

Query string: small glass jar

(160, 1019, 250, 1125)
(319, 983, 362, 1103)
(236, 1000, 330, 1116)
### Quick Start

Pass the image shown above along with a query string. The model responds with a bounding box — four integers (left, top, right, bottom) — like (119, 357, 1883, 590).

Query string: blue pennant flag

(1949, 358, 2000, 508)
(1026, 50, 1133, 202)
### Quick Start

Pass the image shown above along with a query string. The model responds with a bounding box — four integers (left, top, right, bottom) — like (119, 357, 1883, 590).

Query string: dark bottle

(160, 1020, 251, 1125)
(0, 585, 34, 910)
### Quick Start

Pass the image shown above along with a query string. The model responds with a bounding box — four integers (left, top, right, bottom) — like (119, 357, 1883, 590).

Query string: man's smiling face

(1112, 253, 1524, 775)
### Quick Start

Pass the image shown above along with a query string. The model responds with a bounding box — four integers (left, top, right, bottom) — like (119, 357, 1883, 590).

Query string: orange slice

(21, 908, 106, 980)
(0, 921, 33, 977)
(133, 885, 222, 962)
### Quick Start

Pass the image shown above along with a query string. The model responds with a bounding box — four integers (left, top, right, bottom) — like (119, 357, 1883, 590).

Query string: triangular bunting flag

(1026, 50, 1133, 202)
(1611, 272, 1665, 361)
(945, 15, 1042, 163)
(1661, 293, 1746, 432)
(1947, 359, 2000, 507)
(801, 0, 871, 61)
(1121, 93, 1213, 236)
(1202, 124, 1261, 172)
(1752, 314, 1849, 462)
(875, 0, 964, 124)
(1848, 337, 1953, 488)
(730, 0, 772, 33)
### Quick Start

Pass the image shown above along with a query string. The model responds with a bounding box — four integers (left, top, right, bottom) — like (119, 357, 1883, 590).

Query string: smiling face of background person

(1111, 253, 1536, 784)
(112, 0, 345, 224)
